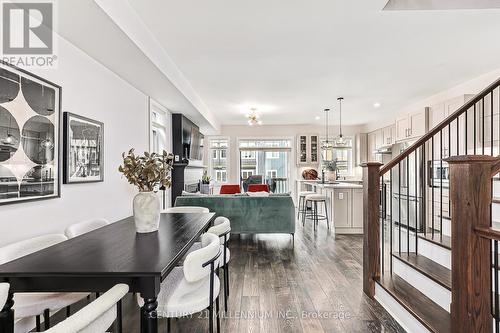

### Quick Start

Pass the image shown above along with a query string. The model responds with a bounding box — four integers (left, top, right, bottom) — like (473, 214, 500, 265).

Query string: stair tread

(392, 252, 451, 290)
(493, 197, 500, 204)
(376, 274, 451, 333)
(418, 233, 451, 250)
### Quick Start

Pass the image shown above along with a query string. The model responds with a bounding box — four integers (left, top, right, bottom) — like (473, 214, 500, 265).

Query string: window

(241, 170, 254, 180)
(266, 170, 277, 178)
(320, 137, 354, 177)
(241, 151, 255, 159)
(215, 170, 227, 182)
(209, 138, 229, 184)
(238, 138, 291, 193)
(265, 151, 279, 159)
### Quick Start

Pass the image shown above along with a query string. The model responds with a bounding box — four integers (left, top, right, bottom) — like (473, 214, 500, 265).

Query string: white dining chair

(137, 233, 221, 333)
(165, 206, 209, 213)
(0, 282, 9, 310)
(64, 218, 109, 239)
(44, 284, 129, 333)
(185, 217, 231, 313)
(0, 234, 89, 331)
(208, 217, 231, 313)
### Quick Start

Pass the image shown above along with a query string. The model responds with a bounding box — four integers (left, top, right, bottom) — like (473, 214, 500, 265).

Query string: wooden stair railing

(379, 76, 500, 177)
(363, 76, 500, 332)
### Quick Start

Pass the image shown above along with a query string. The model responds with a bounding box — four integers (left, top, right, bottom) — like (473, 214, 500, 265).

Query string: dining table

(0, 212, 216, 333)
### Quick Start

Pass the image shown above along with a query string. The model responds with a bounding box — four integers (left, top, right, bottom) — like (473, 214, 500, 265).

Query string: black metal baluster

(431, 135, 435, 237)
(440, 130, 443, 238)
(491, 92, 494, 156)
(381, 175, 385, 273)
(422, 144, 426, 237)
(399, 162, 402, 255)
(407, 156, 410, 254)
(465, 109, 468, 154)
(474, 103, 477, 154)
(456, 118, 459, 156)
(483, 97, 485, 155)
(415, 150, 418, 253)
(496, 239, 500, 333)
(448, 123, 451, 158)
(390, 168, 393, 274)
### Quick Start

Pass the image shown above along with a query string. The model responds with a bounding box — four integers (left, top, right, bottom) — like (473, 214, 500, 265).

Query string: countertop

(303, 181, 363, 189)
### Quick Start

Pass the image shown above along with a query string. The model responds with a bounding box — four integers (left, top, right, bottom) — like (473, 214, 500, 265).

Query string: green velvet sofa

(174, 194, 295, 235)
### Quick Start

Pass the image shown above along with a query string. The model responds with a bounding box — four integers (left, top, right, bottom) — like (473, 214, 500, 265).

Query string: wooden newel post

(362, 162, 382, 298)
(446, 155, 495, 333)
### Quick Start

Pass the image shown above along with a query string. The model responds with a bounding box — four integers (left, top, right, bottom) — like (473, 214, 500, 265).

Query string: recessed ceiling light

(315, 116, 320, 120)
(373, 102, 381, 108)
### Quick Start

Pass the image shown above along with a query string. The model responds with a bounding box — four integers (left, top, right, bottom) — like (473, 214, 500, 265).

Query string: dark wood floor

(51, 219, 405, 332)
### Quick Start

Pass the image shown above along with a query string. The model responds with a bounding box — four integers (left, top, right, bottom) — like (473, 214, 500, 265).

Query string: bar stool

(303, 194, 330, 230)
(297, 191, 315, 222)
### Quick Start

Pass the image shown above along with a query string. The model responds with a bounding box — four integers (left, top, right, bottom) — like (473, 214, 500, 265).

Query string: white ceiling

(124, 0, 500, 126)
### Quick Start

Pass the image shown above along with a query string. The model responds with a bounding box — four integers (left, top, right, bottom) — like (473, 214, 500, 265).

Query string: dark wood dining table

(0, 212, 215, 333)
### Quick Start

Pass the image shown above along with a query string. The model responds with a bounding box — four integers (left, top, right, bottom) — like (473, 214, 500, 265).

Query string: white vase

(326, 171, 337, 182)
(133, 191, 161, 233)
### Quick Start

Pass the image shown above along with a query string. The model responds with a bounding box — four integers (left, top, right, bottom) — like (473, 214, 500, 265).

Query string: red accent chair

(248, 184, 270, 192)
(219, 184, 241, 194)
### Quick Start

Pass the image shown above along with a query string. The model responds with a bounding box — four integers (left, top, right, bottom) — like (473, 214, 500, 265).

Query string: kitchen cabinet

(367, 131, 381, 163)
(430, 95, 474, 158)
(355, 133, 368, 166)
(395, 108, 429, 142)
(352, 189, 364, 228)
(333, 189, 351, 228)
(382, 124, 395, 146)
(296, 134, 319, 165)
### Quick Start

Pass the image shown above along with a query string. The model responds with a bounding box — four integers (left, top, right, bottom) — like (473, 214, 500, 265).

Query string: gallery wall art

(63, 113, 104, 184)
(0, 63, 61, 205)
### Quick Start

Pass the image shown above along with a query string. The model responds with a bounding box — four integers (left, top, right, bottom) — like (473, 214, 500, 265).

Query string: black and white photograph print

(0, 63, 61, 205)
(63, 112, 104, 184)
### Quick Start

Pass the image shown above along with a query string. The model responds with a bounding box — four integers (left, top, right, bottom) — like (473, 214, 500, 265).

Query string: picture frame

(63, 112, 104, 184)
(0, 62, 62, 205)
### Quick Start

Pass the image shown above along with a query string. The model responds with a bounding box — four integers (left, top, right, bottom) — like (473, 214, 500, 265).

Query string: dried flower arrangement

(118, 149, 174, 192)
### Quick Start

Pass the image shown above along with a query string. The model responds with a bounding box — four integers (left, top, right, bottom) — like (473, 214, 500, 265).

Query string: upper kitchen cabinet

(429, 95, 474, 158)
(296, 134, 319, 165)
(382, 124, 395, 146)
(395, 108, 429, 142)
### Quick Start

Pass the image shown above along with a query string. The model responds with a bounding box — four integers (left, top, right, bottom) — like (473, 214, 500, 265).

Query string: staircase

(362, 77, 500, 333)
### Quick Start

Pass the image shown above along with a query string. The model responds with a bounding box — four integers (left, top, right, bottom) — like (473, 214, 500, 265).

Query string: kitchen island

(297, 180, 364, 234)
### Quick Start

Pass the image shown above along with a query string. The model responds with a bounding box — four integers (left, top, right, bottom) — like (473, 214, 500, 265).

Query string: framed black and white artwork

(0, 63, 61, 205)
(63, 112, 104, 184)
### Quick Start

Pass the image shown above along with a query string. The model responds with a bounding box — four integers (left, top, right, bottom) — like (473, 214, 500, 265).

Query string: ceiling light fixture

(373, 102, 381, 108)
(315, 116, 320, 120)
(246, 108, 262, 126)
(321, 108, 334, 160)
(336, 97, 346, 146)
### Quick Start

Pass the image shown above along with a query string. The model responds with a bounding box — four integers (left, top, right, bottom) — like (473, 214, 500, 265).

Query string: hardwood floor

(51, 219, 405, 332)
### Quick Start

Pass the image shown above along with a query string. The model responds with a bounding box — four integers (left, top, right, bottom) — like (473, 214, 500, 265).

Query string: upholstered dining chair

(219, 184, 241, 194)
(165, 206, 209, 213)
(45, 284, 129, 333)
(0, 234, 89, 331)
(181, 217, 231, 313)
(64, 218, 109, 239)
(208, 217, 231, 313)
(0, 282, 9, 311)
(247, 184, 269, 192)
(137, 233, 222, 333)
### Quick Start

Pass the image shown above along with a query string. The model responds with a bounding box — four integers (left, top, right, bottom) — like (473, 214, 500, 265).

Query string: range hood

(374, 146, 392, 154)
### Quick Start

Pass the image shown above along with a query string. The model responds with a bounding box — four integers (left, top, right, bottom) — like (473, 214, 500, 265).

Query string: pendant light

(321, 108, 334, 161)
(336, 97, 346, 146)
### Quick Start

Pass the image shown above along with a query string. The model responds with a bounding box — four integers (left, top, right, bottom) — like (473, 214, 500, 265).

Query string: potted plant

(118, 149, 174, 233)
(200, 171, 211, 194)
(323, 159, 338, 182)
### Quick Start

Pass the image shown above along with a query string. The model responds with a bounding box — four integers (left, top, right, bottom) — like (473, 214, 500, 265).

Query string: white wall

(0, 35, 149, 246)
(217, 124, 365, 185)
(364, 68, 500, 132)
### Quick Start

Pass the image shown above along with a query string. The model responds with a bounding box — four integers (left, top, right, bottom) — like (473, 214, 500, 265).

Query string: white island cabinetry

(304, 182, 363, 234)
